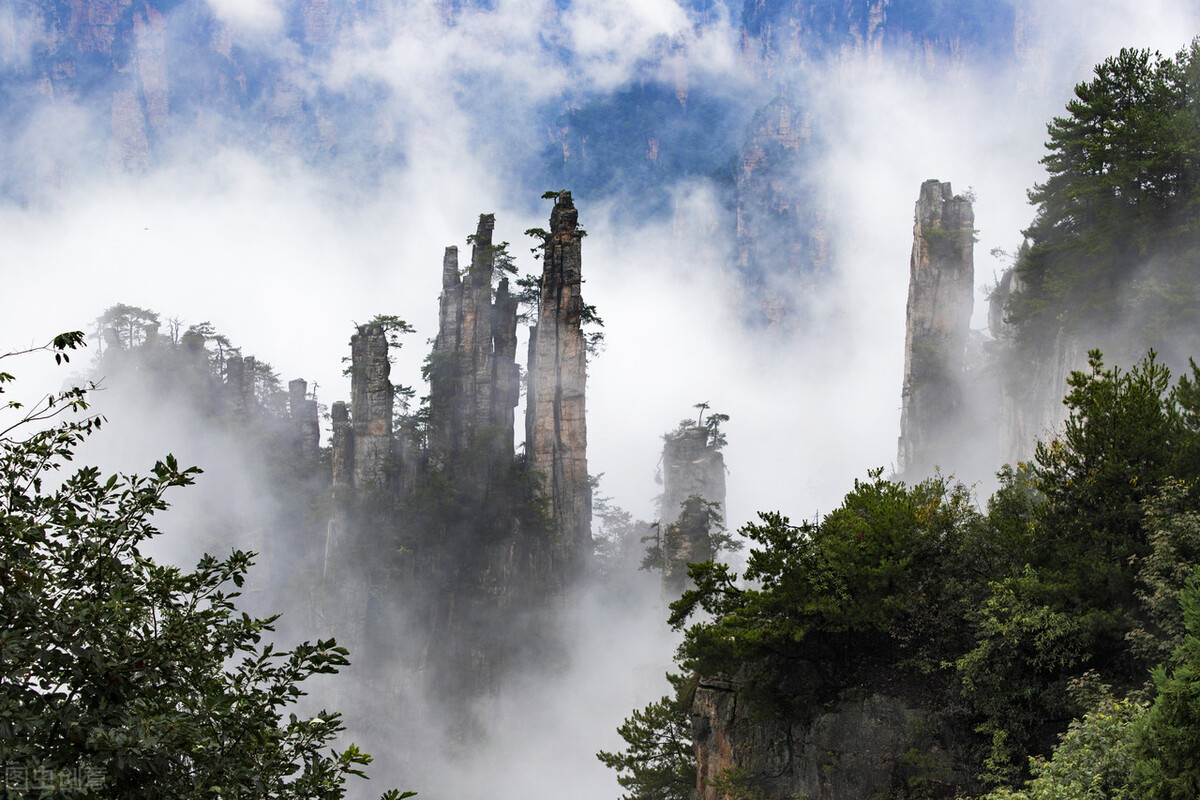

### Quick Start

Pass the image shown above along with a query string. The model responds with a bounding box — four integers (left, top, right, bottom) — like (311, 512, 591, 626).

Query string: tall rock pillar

(288, 378, 321, 464)
(428, 214, 521, 473)
(350, 323, 394, 492)
(660, 424, 726, 596)
(526, 191, 591, 574)
(897, 179, 975, 478)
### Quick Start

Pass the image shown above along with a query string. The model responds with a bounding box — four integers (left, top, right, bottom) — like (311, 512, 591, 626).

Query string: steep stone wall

(897, 179, 975, 479)
(526, 191, 592, 575)
(732, 96, 828, 324)
(989, 268, 1083, 465)
(288, 378, 321, 464)
(691, 679, 966, 800)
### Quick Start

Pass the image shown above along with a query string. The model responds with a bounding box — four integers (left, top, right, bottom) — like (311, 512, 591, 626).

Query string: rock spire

(526, 191, 592, 574)
(428, 214, 521, 472)
(897, 179, 975, 479)
(660, 424, 726, 596)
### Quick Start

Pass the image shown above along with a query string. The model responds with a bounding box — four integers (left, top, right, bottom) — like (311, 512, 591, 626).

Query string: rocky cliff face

(691, 678, 966, 800)
(349, 324, 395, 492)
(731, 96, 828, 324)
(526, 191, 591, 579)
(429, 214, 522, 473)
(897, 179, 975, 479)
(660, 425, 726, 595)
(988, 268, 1083, 465)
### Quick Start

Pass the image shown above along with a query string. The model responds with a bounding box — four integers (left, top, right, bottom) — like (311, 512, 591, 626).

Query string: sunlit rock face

(897, 179, 974, 480)
(691, 678, 967, 800)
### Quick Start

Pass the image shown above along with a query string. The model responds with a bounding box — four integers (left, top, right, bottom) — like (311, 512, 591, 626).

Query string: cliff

(731, 96, 828, 324)
(313, 193, 594, 716)
(989, 268, 1083, 466)
(691, 678, 966, 800)
(897, 179, 975, 479)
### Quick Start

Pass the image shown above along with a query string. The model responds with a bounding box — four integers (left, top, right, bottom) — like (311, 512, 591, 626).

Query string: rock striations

(526, 192, 592, 578)
(428, 214, 521, 472)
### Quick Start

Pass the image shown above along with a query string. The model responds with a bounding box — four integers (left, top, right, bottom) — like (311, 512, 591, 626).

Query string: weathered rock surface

(692, 678, 966, 800)
(428, 214, 521, 472)
(526, 191, 592, 577)
(288, 378, 321, 464)
(897, 179, 975, 479)
(349, 323, 394, 493)
(732, 96, 828, 324)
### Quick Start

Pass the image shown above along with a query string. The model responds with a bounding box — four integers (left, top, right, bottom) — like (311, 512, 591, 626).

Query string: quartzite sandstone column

(350, 323, 393, 492)
(526, 191, 591, 572)
(897, 179, 974, 478)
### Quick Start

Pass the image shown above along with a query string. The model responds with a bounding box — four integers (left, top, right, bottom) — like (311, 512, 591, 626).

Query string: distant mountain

(3, 0, 1022, 318)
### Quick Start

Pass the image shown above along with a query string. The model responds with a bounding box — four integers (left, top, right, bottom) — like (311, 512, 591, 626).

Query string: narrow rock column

(526, 191, 591, 572)
(349, 324, 393, 492)
(428, 215, 521, 471)
(324, 401, 354, 581)
(897, 179, 975, 478)
(288, 378, 320, 463)
(660, 426, 726, 595)
(241, 356, 257, 414)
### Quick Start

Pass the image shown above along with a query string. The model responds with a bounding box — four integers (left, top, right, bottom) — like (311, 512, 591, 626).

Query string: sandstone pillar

(526, 191, 591, 572)
(660, 425, 726, 595)
(897, 179, 974, 479)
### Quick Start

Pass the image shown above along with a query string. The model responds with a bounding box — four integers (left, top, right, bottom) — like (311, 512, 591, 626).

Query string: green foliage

(369, 314, 416, 348)
(0, 337, 405, 799)
(1129, 480, 1200, 664)
(93, 303, 161, 351)
(596, 675, 697, 800)
(666, 404, 730, 451)
(955, 351, 1200, 781)
(670, 471, 980, 712)
(608, 345, 1200, 797)
(979, 686, 1146, 800)
(640, 521, 664, 572)
(1007, 40, 1200, 357)
(1132, 567, 1200, 799)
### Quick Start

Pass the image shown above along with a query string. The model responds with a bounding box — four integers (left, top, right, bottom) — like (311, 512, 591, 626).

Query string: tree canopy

(1008, 40, 1200, 361)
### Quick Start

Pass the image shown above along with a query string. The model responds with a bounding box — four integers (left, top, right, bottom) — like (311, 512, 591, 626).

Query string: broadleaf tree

(0, 333, 412, 800)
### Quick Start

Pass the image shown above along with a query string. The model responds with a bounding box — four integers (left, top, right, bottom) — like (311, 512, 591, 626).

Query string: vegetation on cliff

(0, 335, 405, 798)
(606, 40, 1200, 798)
(1005, 40, 1200, 366)
(604, 348, 1200, 798)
